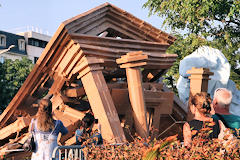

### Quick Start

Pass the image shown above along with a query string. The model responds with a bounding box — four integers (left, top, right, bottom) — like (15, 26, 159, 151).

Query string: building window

(41, 41, 47, 48)
(34, 57, 39, 64)
(34, 40, 39, 47)
(28, 39, 34, 45)
(18, 39, 25, 51)
(0, 35, 6, 47)
(0, 56, 5, 63)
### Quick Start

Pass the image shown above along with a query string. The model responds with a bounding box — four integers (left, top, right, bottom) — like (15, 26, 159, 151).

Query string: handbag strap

(30, 118, 36, 134)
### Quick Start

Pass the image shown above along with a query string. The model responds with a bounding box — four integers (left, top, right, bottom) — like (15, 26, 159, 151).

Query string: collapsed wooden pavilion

(0, 3, 187, 158)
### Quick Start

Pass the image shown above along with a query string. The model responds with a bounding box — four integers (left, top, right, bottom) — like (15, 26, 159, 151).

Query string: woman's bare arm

(183, 122, 192, 147)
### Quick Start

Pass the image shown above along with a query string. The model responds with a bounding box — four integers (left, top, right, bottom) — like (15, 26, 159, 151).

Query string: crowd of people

(27, 87, 239, 159)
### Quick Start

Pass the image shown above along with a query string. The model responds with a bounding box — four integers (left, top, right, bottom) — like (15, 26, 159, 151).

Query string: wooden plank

(65, 5, 109, 32)
(49, 74, 66, 95)
(74, 17, 109, 35)
(64, 87, 85, 97)
(56, 43, 81, 75)
(80, 50, 176, 67)
(117, 55, 148, 64)
(61, 105, 85, 120)
(110, 6, 175, 44)
(51, 39, 75, 72)
(72, 13, 108, 34)
(51, 93, 65, 110)
(64, 49, 84, 79)
(71, 33, 169, 51)
(0, 117, 31, 140)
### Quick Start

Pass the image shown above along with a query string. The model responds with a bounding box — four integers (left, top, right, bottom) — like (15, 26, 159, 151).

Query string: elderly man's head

(213, 88, 232, 114)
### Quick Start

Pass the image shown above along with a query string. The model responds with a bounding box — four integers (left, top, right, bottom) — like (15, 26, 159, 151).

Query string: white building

(0, 30, 51, 63)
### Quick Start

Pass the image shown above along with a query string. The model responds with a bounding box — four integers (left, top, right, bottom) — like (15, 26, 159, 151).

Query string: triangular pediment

(62, 3, 175, 44)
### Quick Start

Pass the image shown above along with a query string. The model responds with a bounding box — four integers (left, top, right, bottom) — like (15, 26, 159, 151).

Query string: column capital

(116, 51, 148, 68)
(71, 56, 104, 79)
(187, 67, 213, 80)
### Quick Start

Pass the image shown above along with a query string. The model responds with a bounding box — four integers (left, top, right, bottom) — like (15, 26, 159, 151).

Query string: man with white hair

(212, 88, 240, 137)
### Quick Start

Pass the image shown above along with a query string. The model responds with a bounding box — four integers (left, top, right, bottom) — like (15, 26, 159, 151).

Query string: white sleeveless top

(31, 119, 59, 160)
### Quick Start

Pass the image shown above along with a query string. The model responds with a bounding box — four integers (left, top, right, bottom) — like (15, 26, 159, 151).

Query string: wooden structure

(0, 3, 189, 159)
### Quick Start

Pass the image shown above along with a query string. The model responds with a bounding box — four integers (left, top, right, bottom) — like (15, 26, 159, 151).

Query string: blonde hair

(190, 92, 212, 115)
(36, 99, 55, 132)
(213, 88, 232, 108)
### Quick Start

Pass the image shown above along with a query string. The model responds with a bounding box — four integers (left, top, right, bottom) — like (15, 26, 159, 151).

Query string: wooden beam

(72, 33, 169, 52)
(64, 87, 85, 97)
(0, 117, 31, 141)
(117, 51, 149, 138)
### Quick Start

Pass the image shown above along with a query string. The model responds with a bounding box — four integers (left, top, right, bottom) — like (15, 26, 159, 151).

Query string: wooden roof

(63, 3, 176, 44)
(0, 3, 177, 127)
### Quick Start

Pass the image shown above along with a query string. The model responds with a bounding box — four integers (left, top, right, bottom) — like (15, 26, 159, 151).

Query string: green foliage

(0, 57, 33, 113)
(144, 0, 240, 38)
(144, 0, 240, 90)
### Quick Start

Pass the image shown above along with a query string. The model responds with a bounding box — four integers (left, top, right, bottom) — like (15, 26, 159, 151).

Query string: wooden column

(187, 67, 213, 120)
(116, 51, 149, 138)
(76, 56, 126, 143)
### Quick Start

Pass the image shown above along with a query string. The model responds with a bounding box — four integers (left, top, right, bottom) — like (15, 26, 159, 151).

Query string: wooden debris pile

(0, 3, 187, 159)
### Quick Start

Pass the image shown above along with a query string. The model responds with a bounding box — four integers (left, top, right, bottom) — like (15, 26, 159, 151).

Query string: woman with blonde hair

(29, 98, 68, 160)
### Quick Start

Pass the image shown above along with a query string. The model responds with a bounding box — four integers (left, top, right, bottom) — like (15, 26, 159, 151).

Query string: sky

(0, 0, 169, 36)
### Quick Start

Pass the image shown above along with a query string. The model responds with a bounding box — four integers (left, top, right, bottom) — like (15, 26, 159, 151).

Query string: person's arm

(183, 122, 192, 148)
(218, 120, 234, 140)
(98, 123, 101, 134)
(218, 119, 239, 150)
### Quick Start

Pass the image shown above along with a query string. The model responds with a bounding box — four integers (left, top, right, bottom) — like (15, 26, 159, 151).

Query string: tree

(0, 57, 33, 113)
(144, 0, 240, 90)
